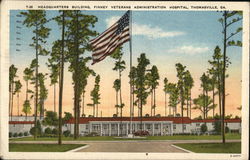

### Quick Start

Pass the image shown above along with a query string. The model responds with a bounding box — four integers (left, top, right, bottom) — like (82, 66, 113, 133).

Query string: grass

(9, 143, 85, 152)
(10, 133, 241, 141)
(174, 142, 241, 153)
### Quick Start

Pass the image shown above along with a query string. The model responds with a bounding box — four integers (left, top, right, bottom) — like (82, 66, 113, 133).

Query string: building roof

(66, 117, 241, 124)
(67, 117, 192, 124)
(191, 119, 241, 123)
(8, 117, 241, 125)
(9, 121, 34, 124)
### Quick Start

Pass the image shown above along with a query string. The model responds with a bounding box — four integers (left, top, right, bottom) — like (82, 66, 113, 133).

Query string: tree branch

(226, 29, 242, 41)
(226, 17, 243, 28)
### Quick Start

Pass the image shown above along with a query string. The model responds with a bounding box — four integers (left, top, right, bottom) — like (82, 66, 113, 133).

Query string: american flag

(90, 11, 130, 64)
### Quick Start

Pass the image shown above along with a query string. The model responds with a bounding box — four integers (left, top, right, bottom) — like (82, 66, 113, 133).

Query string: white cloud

(105, 16, 120, 28)
(168, 45, 209, 55)
(133, 23, 185, 39)
(105, 16, 185, 39)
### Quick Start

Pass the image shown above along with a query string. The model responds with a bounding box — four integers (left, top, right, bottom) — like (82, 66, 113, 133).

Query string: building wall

(9, 116, 43, 121)
(9, 124, 34, 134)
(226, 122, 241, 133)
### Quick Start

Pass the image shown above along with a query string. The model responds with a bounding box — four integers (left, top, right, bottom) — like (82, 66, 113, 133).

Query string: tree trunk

(140, 99, 143, 132)
(212, 85, 215, 118)
(181, 88, 184, 133)
(116, 91, 118, 115)
(11, 83, 14, 120)
(96, 104, 98, 117)
(9, 84, 11, 118)
(151, 91, 153, 117)
(82, 92, 85, 117)
(186, 91, 189, 117)
(17, 93, 19, 116)
(118, 62, 123, 127)
(221, 11, 227, 144)
(34, 20, 39, 140)
(189, 90, 192, 119)
(203, 89, 206, 120)
(165, 93, 167, 117)
(25, 80, 28, 121)
(54, 83, 56, 113)
(206, 90, 208, 119)
(132, 85, 134, 117)
(137, 99, 140, 117)
(153, 88, 156, 117)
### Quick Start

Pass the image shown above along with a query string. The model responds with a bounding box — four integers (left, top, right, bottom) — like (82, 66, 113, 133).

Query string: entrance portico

(89, 120, 173, 136)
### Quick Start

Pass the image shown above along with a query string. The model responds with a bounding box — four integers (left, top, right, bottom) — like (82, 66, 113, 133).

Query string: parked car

(133, 130, 149, 136)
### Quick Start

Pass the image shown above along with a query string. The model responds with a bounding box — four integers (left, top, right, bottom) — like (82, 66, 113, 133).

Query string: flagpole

(129, 10, 133, 135)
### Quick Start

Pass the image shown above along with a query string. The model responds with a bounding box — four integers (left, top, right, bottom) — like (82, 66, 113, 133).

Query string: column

(170, 123, 173, 136)
(126, 123, 128, 135)
(152, 123, 154, 136)
(90, 123, 92, 133)
(160, 123, 163, 136)
(118, 123, 120, 136)
(100, 123, 103, 136)
(144, 123, 146, 131)
(109, 123, 111, 136)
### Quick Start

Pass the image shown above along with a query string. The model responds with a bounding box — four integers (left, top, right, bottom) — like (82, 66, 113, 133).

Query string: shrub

(225, 126, 230, 133)
(52, 128, 58, 135)
(213, 120, 221, 134)
(24, 132, 28, 136)
(13, 133, 18, 137)
(9, 132, 13, 138)
(18, 132, 23, 137)
(44, 127, 52, 135)
(30, 127, 42, 136)
(201, 123, 208, 134)
(63, 130, 71, 137)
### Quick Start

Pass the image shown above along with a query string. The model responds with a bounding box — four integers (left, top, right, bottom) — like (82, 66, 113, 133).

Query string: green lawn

(174, 142, 241, 153)
(9, 143, 85, 152)
(10, 134, 241, 141)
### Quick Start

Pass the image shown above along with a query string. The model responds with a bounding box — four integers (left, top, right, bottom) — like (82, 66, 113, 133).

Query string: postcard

(0, 0, 249, 160)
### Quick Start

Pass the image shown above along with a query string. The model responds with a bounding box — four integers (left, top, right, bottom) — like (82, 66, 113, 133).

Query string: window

(173, 125, 176, 130)
(196, 123, 200, 127)
(146, 124, 151, 130)
(111, 124, 116, 130)
(183, 124, 186, 130)
(86, 125, 88, 130)
(93, 124, 99, 130)
(155, 124, 159, 129)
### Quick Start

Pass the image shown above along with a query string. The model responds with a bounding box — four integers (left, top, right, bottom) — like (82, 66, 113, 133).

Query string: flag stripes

(90, 11, 130, 64)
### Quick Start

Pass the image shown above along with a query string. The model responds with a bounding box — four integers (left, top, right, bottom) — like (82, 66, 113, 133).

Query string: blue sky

(9, 10, 242, 117)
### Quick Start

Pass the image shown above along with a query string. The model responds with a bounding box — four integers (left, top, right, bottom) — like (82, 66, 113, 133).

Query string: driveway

(75, 141, 186, 152)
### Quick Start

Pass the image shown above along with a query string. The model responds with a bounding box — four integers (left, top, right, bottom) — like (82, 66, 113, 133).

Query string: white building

(9, 116, 241, 136)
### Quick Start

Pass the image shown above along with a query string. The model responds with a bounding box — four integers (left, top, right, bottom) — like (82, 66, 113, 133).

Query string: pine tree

(134, 53, 150, 131)
(66, 10, 97, 139)
(110, 47, 126, 121)
(22, 67, 33, 120)
(9, 65, 18, 121)
(14, 80, 22, 116)
(218, 11, 242, 143)
(21, 10, 50, 139)
(146, 65, 159, 117)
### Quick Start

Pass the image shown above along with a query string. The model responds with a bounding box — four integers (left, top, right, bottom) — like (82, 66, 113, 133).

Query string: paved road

(76, 141, 186, 152)
(10, 140, 241, 153)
